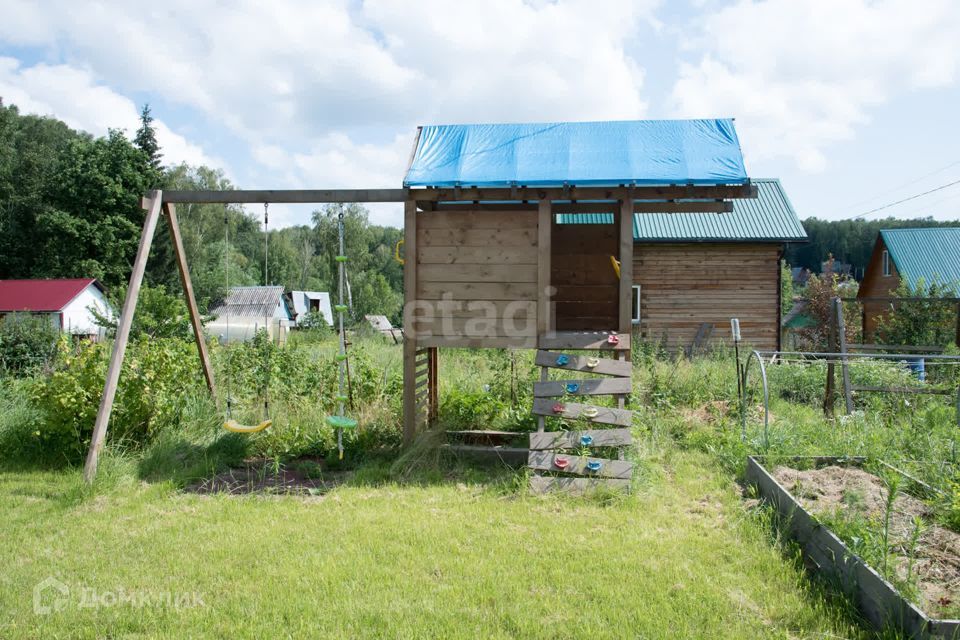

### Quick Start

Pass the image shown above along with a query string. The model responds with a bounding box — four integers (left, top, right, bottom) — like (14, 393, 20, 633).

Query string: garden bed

(746, 455, 960, 638)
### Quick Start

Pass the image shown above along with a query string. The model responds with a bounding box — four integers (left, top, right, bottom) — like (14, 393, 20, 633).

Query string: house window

(882, 250, 890, 277)
(632, 285, 641, 324)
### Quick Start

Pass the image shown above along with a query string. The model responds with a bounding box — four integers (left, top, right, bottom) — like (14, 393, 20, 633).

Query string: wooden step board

(529, 428, 632, 451)
(530, 476, 631, 495)
(534, 351, 632, 377)
(528, 451, 633, 479)
(442, 444, 528, 467)
(531, 398, 633, 427)
(534, 378, 631, 397)
(538, 331, 630, 351)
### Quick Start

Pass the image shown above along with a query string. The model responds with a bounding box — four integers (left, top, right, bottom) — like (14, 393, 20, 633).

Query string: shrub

(30, 337, 205, 462)
(0, 313, 60, 374)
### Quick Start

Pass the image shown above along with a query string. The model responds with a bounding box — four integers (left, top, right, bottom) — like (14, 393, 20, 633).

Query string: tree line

(0, 101, 403, 324)
(786, 216, 959, 278)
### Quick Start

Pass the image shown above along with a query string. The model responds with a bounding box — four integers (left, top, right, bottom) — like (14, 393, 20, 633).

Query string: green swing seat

(326, 415, 358, 430)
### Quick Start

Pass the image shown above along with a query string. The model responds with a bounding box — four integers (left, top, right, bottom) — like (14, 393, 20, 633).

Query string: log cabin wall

(552, 221, 619, 331)
(632, 242, 781, 351)
(413, 209, 539, 348)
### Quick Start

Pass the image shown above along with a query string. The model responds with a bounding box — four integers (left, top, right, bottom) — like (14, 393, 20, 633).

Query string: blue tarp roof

(404, 119, 748, 188)
(557, 179, 807, 243)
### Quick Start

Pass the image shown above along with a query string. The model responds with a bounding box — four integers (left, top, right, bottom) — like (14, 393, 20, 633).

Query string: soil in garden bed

(773, 464, 959, 619)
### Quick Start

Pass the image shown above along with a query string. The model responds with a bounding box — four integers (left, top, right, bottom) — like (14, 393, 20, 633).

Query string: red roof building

(0, 279, 112, 339)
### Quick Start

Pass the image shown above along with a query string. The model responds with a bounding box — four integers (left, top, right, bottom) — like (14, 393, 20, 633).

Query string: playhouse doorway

(551, 212, 620, 331)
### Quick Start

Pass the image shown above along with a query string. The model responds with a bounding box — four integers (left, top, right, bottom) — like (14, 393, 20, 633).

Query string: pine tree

(134, 104, 162, 171)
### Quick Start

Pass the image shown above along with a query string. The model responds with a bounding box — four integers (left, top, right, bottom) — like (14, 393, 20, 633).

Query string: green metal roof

(557, 178, 807, 243)
(880, 228, 960, 290)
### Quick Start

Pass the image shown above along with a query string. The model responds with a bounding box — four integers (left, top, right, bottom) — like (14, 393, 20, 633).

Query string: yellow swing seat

(223, 419, 272, 434)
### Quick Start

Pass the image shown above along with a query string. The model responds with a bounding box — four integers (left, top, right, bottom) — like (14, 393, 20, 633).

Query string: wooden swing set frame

(83, 183, 755, 483)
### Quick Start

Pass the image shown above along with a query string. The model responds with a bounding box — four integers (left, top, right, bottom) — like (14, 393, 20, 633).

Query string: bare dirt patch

(773, 464, 960, 618)
(185, 458, 353, 496)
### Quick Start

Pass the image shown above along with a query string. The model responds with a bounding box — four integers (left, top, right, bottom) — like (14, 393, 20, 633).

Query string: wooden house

(858, 228, 960, 340)
(0, 278, 112, 340)
(557, 178, 807, 353)
(400, 119, 759, 444)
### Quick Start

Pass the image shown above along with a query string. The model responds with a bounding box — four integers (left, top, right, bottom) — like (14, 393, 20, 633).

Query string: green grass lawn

(0, 447, 863, 639)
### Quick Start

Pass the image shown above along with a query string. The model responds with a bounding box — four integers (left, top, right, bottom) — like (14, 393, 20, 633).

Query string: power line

(841, 159, 960, 210)
(846, 177, 960, 219)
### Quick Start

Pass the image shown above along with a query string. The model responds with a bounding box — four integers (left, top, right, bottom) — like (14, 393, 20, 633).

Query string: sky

(1, 0, 959, 229)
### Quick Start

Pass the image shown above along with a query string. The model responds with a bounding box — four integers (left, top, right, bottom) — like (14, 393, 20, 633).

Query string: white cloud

(0, 0, 660, 226)
(671, 0, 960, 173)
(0, 57, 221, 169)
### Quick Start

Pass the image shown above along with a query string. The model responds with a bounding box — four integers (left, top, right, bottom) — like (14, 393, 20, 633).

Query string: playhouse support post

(402, 199, 418, 446)
(83, 190, 163, 483)
(164, 202, 217, 398)
(618, 196, 633, 341)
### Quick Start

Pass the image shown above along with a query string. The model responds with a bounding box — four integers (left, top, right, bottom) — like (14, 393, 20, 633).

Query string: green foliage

(797, 256, 859, 350)
(780, 259, 794, 316)
(29, 338, 205, 463)
(0, 313, 60, 374)
(876, 277, 959, 348)
(133, 104, 161, 173)
(93, 283, 199, 339)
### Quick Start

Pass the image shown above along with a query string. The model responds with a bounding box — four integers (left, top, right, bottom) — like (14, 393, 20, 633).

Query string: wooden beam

(618, 197, 634, 334)
(834, 298, 853, 415)
(414, 184, 757, 203)
(534, 350, 632, 377)
(422, 201, 733, 214)
(402, 199, 418, 446)
(529, 428, 632, 450)
(163, 203, 216, 398)
(537, 199, 552, 337)
(84, 191, 164, 483)
(161, 189, 408, 204)
(531, 398, 634, 427)
(538, 331, 630, 350)
(529, 476, 631, 494)
(527, 451, 633, 479)
(534, 378, 632, 397)
(157, 184, 757, 205)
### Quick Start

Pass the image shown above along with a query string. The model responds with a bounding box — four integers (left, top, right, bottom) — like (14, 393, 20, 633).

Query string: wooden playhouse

(399, 119, 757, 491)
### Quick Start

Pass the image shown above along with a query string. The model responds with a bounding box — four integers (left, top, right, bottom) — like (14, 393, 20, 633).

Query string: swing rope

(327, 209, 357, 458)
(222, 202, 272, 434)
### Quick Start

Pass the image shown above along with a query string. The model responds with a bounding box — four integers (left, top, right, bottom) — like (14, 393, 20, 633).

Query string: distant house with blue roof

(858, 227, 960, 339)
(557, 178, 806, 352)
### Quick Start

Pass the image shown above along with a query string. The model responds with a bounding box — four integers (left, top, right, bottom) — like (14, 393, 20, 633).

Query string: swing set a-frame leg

(83, 190, 217, 483)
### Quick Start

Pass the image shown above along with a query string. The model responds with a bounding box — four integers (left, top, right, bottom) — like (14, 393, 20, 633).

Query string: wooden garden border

(745, 455, 960, 639)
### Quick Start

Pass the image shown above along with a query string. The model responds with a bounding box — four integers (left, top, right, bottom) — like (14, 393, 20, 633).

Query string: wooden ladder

(529, 331, 634, 494)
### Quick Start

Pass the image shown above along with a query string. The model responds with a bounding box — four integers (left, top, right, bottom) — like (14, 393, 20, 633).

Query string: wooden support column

(163, 202, 216, 398)
(834, 298, 854, 414)
(402, 199, 418, 446)
(428, 346, 438, 424)
(83, 190, 163, 483)
(537, 199, 552, 338)
(823, 299, 838, 418)
(618, 196, 633, 360)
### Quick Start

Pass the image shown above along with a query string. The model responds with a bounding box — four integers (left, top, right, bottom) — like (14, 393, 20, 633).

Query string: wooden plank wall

(552, 222, 619, 331)
(414, 210, 538, 348)
(633, 243, 780, 352)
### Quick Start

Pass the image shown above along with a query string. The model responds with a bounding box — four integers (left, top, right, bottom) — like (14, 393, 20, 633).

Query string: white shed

(288, 290, 334, 327)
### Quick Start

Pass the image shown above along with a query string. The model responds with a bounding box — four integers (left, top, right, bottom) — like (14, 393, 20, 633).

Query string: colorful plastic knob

(586, 460, 603, 472)
(552, 403, 566, 414)
(583, 407, 599, 419)
(606, 334, 620, 345)
(586, 357, 599, 368)
(565, 383, 580, 393)
(579, 434, 594, 446)
(554, 457, 570, 470)
(556, 354, 570, 366)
